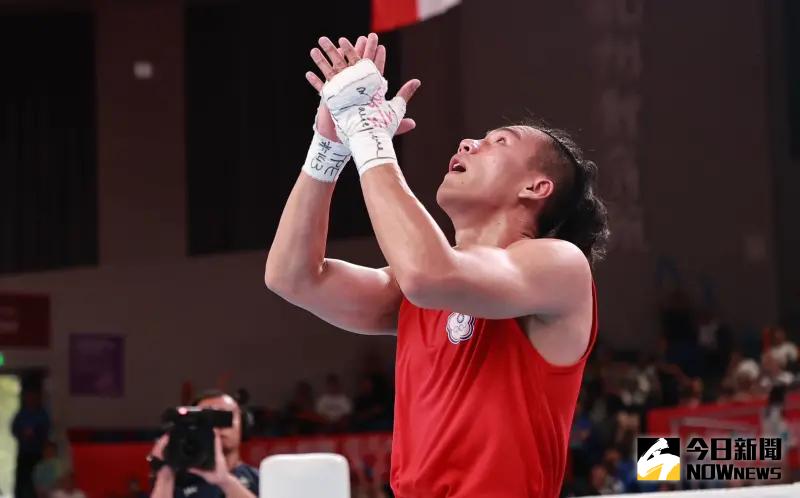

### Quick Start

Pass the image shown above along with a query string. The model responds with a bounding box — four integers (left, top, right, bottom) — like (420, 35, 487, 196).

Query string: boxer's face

(437, 125, 555, 217)
(198, 394, 241, 454)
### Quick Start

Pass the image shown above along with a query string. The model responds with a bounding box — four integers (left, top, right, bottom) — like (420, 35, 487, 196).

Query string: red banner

(647, 392, 800, 469)
(71, 442, 151, 498)
(71, 432, 392, 498)
(0, 292, 50, 348)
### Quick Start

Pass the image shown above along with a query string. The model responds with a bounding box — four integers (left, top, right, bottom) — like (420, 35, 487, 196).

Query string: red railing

(647, 391, 800, 469)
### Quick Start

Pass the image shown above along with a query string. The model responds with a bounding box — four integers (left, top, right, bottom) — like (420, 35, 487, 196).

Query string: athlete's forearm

(316, 54, 431, 296)
(360, 165, 455, 293)
(265, 174, 336, 295)
(266, 170, 403, 335)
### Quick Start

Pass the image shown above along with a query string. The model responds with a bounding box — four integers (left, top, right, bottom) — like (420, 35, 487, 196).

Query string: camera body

(162, 407, 233, 472)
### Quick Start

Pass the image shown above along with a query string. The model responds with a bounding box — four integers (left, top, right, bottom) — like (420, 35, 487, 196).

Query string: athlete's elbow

(265, 257, 326, 303)
(264, 267, 292, 297)
(264, 254, 285, 291)
(264, 261, 304, 298)
(265, 273, 315, 305)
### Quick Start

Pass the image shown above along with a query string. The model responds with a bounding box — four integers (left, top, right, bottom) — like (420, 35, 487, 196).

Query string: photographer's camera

(161, 407, 233, 472)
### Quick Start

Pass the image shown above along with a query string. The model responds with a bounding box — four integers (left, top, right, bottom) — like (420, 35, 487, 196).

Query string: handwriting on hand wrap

(311, 139, 348, 179)
(328, 76, 396, 161)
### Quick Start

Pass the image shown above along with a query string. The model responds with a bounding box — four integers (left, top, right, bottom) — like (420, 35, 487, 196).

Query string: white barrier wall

(603, 482, 799, 498)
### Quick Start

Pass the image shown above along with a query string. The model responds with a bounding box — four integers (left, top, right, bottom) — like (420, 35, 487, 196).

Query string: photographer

(148, 390, 259, 498)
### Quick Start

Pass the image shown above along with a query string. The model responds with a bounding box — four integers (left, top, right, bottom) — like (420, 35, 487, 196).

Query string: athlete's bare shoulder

(510, 238, 594, 366)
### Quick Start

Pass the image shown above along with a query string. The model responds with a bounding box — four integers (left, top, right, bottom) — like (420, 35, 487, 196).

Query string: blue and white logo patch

(446, 312, 476, 344)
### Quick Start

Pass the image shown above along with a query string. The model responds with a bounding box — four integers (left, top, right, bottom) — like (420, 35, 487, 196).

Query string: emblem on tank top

(446, 312, 476, 344)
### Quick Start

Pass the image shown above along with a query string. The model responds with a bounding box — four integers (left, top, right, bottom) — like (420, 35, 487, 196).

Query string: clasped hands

(301, 33, 420, 181)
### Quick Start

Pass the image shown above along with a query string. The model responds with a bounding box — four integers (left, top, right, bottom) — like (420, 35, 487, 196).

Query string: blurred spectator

(283, 381, 322, 435)
(659, 289, 696, 346)
(32, 441, 64, 498)
(49, 473, 86, 498)
(654, 336, 689, 407)
(720, 350, 760, 402)
(316, 374, 352, 431)
(765, 326, 798, 370)
(758, 351, 794, 394)
(613, 411, 640, 451)
(569, 397, 595, 479)
(362, 354, 393, 407)
(628, 354, 660, 410)
(570, 397, 594, 447)
(616, 362, 638, 409)
(603, 446, 637, 493)
(252, 407, 283, 437)
(762, 385, 796, 484)
(679, 378, 704, 408)
(12, 390, 51, 498)
(352, 376, 392, 432)
(588, 463, 624, 495)
(695, 308, 733, 381)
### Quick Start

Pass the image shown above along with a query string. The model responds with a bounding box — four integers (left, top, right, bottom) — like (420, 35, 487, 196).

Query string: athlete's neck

(452, 207, 538, 248)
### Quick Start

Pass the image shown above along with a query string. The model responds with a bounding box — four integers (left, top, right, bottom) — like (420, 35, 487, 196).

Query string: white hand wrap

(301, 111, 352, 183)
(321, 59, 406, 175)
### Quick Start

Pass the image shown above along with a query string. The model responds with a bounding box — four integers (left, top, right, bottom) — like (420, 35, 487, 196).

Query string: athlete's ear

(518, 177, 553, 202)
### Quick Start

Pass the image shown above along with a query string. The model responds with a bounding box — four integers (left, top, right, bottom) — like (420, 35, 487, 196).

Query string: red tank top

(390, 283, 597, 498)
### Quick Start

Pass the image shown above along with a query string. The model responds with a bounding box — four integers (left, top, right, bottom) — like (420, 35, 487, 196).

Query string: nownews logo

(636, 436, 783, 482)
(637, 437, 681, 481)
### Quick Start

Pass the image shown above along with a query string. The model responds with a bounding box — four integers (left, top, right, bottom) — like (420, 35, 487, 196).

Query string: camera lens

(181, 433, 200, 458)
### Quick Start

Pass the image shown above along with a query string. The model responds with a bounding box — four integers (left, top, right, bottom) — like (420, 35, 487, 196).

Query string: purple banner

(69, 333, 124, 397)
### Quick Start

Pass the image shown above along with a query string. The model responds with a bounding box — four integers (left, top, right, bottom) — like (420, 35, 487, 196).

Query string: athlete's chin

(436, 182, 470, 213)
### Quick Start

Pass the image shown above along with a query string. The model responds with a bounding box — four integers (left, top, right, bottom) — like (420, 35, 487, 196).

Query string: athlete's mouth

(448, 156, 467, 173)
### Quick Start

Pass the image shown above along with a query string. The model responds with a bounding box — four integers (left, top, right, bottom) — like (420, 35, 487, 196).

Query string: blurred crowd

(562, 289, 799, 496)
(249, 354, 394, 438)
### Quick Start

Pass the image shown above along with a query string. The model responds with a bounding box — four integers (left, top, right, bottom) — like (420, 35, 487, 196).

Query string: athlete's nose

(458, 139, 480, 154)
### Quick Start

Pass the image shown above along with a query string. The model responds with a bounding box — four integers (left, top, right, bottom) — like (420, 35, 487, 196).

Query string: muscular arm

(359, 165, 591, 319)
(264, 173, 401, 335)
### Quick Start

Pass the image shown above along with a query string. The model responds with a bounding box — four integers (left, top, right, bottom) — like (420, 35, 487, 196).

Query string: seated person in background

(766, 326, 798, 370)
(352, 376, 392, 432)
(315, 374, 352, 432)
(678, 378, 704, 408)
(602, 446, 637, 493)
(49, 473, 86, 498)
(720, 350, 761, 402)
(148, 390, 259, 498)
(283, 381, 323, 435)
(33, 441, 64, 498)
(759, 352, 795, 394)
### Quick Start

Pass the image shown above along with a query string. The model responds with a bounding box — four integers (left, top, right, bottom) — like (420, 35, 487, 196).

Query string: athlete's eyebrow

(486, 126, 523, 140)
